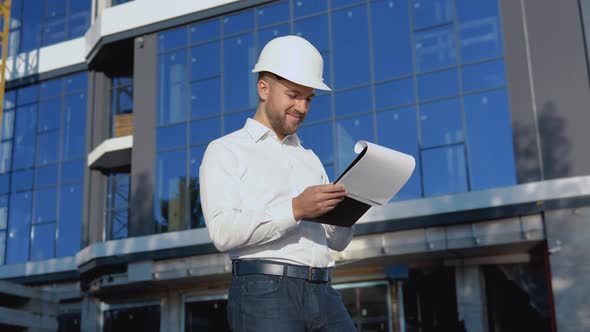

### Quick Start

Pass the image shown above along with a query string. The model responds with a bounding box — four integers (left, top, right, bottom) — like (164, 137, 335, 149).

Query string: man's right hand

(292, 184, 347, 221)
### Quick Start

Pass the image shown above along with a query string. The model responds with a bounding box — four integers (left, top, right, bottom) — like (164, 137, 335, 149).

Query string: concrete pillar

(81, 295, 101, 332)
(455, 266, 488, 332)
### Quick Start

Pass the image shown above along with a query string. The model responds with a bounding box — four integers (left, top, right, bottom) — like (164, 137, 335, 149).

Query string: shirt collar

(244, 118, 301, 146)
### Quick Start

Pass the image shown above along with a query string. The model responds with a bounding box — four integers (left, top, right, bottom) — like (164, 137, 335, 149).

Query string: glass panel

(0, 231, 4, 265)
(456, 0, 503, 63)
(190, 118, 221, 145)
(375, 78, 415, 110)
(0, 174, 9, 195)
(412, 0, 453, 30)
(257, 1, 289, 27)
(155, 149, 187, 232)
(223, 10, 254, 35)
(420, 98, 463, 148)
(223, 111, 252, 134)
(335, 115, 373, 175)
(294, 15, 329, 52)
(57, 184, 82, 257)
(63, 93, 87, 160)
(107, 208, 128, 240)
(65, 73, 88, 93)
(294, 0, 327, 18)
(112, 81, 133, 115)
(0, 141, 11, 173)
(190, 20, 220, 44)
(258, 24, 290, 54)
(305, 93, 331, 123)
(33, 187, 57, 223)
(371, 0, 412, 81)
(417, 68, 459, 101)
(331, 0, 365, 9)
(0, 196, 7, 229)
(1, 110, 14, 140)
(223, 33, 257, 112)
(20, 0, 43, 52)
(60, 160, 84, 183)
(190, 41, 220, 80)
(69, 0, 91, 38)
(17, 84, 39, 106)
(36, 131, 60, 165)
(158, 27, 187, 52)
(13, 105, 37, 170)
(40, 78, 62, 99)
(464, 89, 516, 190)
(106, 173, 129, 240)
(415, 25, 457, 73)
(189, 146, 206, 228)
(30, 222, 55, 261)
(377, 107, 422, 200)
(35, 164, 58, 187)
(461, 59, 506, 93)
(298, 122, 334, 165)
(6, 191, 32, 264)
(43, 15, 66, 45)
(332, 5, 370, 89)
(422, 145, 468, 196)
(334, 87, 372, 117)
(158, 50, 188, 125)
(57, 312, 81, 332)
(157, 123, 187, 151)
(191, 78, 221, 119)
(4, 90, 16, 110)
(38, 99, 62, 131)
(11, 169, 33, 192)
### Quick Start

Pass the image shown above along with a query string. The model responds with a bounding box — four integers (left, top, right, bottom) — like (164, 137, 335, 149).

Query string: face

(257, 75, 315, 140)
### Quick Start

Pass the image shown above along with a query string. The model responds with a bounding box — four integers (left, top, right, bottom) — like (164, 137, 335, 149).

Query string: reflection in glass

(1, 110, 14, 140)
(106, 173, 130, 240)
(412, 0, 453, 30)
(375, 78, 415, 110)
(30, 223, 55, 261)
(456, 0, 503, 63)
(155, 150, 188, 233)
(38, 99, 61, 132)
(63, 93, 87, 160)
(377, 107, 422, 200)
(415, 26, 457, 72)
(371, 0, 412, 81)
(223, 33, 257, 112)
(0, 142, 11, 173)
(57, 184, 82, 257)
(191, 78, 221, 119)
(332, 5, 371, 89)
(461, 60, 506, 92)
(418, 68, 459, 101)
(6, 191, 32, 264)
(334, 87, 372, 117)
(298, 122, 334, 165)
(33, 187, 57, 223)
(13, 105, 37, 170)
(190, 20, 219, 44)
(190, 41, 220, 80)
(158, 50, 188, 125)
(420, 98, 463, 148)
(189, 146, 206, 229)
(464, 89, 516, 190)
(422, 145, 468, 196)
(0, 196, 7, 229)
(335, 115, 373, 174)
(36, 131, 60, 165)
(158, 27, 187, 52)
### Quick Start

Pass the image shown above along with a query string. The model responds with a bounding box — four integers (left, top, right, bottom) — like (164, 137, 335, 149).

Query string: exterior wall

(545, 205, 590, 331)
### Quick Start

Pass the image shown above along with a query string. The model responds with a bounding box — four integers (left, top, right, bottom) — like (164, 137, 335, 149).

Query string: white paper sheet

(336, 141, 416, 206)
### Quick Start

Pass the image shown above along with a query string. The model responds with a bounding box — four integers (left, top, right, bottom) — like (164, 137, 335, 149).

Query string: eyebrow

(287, 88, 315, 99)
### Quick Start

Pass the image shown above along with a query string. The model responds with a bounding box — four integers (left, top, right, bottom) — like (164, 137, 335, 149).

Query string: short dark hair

(258, 71, 285, 82)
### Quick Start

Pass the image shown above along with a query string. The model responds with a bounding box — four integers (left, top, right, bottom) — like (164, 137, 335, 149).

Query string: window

(106, 173, 130, 240)
(1, 72, 87, 265)
(8, 0, 91, 54)
(103, 305, 160, 332)
(154, 0, 516, 235)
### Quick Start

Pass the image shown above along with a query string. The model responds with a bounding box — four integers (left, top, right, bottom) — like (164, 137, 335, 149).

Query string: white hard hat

(252, 35, 331, 91)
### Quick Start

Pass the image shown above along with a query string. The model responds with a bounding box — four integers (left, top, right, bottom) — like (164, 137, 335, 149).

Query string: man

(200, 35, 356, 331)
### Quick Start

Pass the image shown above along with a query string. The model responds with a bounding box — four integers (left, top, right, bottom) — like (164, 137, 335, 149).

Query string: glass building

(1, 0, 590, 331)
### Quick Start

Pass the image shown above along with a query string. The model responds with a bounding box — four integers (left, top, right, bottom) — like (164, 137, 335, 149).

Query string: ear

(257, 78, 270, 101)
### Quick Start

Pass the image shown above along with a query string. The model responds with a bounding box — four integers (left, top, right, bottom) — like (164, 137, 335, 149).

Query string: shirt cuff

(266, 198, 298, 235)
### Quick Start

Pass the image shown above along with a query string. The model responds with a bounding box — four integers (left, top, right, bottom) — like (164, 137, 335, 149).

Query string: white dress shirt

(199, 118, 354, 268)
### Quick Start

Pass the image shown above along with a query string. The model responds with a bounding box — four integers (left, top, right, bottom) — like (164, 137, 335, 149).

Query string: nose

(294, 98, 309, 113)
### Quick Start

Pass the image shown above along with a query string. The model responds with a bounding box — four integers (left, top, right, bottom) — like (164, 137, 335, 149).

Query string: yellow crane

(0, 0, 11, 137)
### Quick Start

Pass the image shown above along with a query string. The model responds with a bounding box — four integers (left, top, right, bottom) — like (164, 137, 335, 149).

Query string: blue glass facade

(154, 0, 516, 231)
(8, 0, 91, 55)
(0, 72, 87, 265)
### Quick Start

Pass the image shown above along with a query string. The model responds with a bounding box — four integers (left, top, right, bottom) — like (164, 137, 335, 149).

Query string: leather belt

(232, 260, 331, 283)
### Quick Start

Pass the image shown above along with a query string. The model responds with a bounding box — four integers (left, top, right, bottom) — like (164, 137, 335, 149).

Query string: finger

(320, 191, 347, 200)
(319, 184, 346, 193)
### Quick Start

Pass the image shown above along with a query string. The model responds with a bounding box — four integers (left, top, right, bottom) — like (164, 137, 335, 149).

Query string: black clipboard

(307, 146, 372, 227)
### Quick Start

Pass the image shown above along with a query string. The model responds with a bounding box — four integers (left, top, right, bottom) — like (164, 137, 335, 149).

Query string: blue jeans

(227, 274, 356, 332)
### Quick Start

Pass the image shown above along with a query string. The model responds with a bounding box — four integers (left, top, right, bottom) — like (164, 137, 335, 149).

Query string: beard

(264, 103, 305, 138)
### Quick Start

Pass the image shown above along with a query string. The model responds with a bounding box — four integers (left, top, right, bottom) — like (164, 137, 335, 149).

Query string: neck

(253, 107, 285, 141)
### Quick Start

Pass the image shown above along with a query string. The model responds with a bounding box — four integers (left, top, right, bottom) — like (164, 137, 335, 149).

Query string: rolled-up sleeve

(199, 140, 298, 252)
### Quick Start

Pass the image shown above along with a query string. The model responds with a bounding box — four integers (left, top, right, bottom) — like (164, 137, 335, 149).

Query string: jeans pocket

(241, 276, 281, 296)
